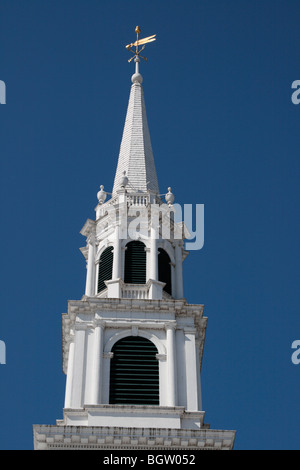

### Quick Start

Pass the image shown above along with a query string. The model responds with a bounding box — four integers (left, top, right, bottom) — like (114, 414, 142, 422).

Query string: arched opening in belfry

(124, 240, 146, 284)
(158, 248, 172, 295)
(109, 336, 159, 405)
(97, 246, 113, 293)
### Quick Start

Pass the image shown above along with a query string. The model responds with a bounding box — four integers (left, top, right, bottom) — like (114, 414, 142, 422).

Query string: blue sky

(0, 0, 299, 450)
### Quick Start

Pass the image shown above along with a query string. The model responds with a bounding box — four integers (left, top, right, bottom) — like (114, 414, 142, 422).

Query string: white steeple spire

(112, 28, 159, 195)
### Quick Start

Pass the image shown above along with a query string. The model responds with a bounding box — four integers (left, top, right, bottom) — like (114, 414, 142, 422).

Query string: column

(185, 329, 199, 411)
(166, 324, 177, 407)
(150, 225, 158, 281)
(175, 242, 184, 299)
(102, 352, 114, 404)
(90, 321, 105, 405)
(176, 328, 187, 408)
(64, 339, 75, 409)
(85, 234, 96, 297)
(107, 225, 122, 298)
(148, 225, 164, 299)
(71, 326, 86, 409)
(112, 225, 121, 280)
(195, 339, 203, 411)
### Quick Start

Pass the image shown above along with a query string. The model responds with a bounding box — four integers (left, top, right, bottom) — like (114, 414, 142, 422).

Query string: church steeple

(113, 32, 159, 195)
(33, 28, 236, 451)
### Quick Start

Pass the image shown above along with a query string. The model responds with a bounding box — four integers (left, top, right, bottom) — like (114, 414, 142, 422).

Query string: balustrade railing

(127, 194, 149, 207)
(121, 284, 149, 299)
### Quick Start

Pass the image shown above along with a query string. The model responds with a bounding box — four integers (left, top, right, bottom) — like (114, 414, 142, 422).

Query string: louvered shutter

(109, 336, 159, 405)
(124, 241, 146, 284)
(158, 248, 172, 295)
(97, 246, 113, 293)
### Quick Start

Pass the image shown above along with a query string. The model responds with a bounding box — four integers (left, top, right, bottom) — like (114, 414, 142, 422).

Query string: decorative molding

(93, 318, 105, 329)
(75, 323, 89, 331)
(61, 297, 206, 374)
(33, 423, 236, 451)
(131, 326, 138, 336)
(165, 322, 177, 331)
(104, 329, 166, 356)
(156, 353, 166, 362)
(80, 219, 96, 238)
(103, 352, 114, 359)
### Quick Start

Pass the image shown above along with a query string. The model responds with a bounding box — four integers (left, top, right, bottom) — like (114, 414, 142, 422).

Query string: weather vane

(125, 26, 156, 63)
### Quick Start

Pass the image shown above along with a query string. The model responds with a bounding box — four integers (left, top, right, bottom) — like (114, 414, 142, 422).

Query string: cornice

(80, 219, 96, 238)
(33, 422, 236, 450)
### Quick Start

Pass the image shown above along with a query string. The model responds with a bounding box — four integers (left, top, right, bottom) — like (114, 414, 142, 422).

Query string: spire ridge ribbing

(112, 70, 159, 195)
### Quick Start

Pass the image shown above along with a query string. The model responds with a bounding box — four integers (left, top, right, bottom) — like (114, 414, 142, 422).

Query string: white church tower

(33, 27, 236, 451)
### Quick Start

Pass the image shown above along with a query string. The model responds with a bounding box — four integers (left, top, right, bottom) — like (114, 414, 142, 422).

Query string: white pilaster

(90, 321, 105, 405)
(166, 324, 177, 407)
(64, 339, 75, 409)
(112, 226, 121, 279)
(71, 326, 86, 409)
(185, 329, 199, 412)
(85, 235, 96, 297)
(107, 224, 122, 298)
(176, 328, 187, 408)
(102, 352, 114, 404)
(196, 339, 203, 411)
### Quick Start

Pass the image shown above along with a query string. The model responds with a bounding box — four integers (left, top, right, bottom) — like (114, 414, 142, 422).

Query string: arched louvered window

(158, 248, 172, 295)
(97, 246, 113, 293)
(124, 241, 146, 284)
(109, 336, 159, 405)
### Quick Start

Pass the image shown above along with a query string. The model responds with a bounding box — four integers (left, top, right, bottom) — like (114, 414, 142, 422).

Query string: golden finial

(125, 26, 156, 63)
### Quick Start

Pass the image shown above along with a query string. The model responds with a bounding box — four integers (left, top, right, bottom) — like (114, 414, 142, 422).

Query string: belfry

(33, 27, 236, 451)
